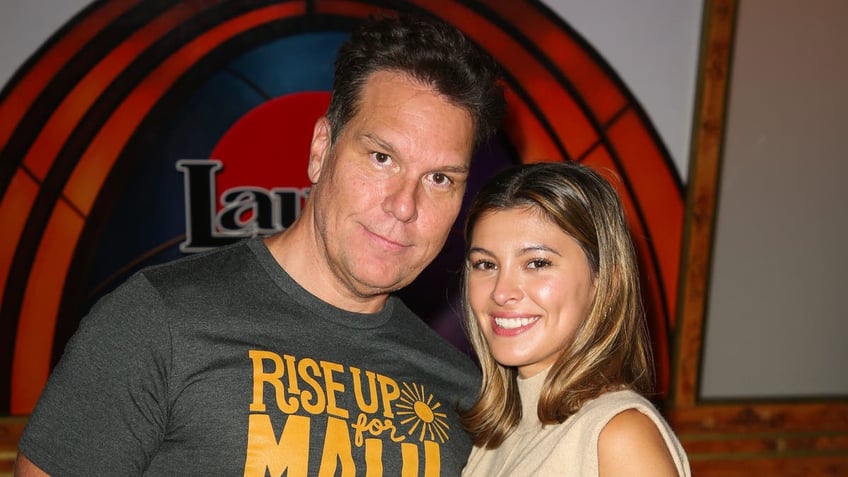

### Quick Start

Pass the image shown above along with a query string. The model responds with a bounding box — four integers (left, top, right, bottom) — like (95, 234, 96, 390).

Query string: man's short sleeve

(18, 273, 172, 476)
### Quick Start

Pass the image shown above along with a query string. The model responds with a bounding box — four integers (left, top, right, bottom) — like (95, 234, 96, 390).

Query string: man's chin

(351, 272, 417, 297)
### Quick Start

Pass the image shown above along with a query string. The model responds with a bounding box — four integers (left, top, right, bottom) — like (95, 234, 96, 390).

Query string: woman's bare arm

(598, 409, 680, 477)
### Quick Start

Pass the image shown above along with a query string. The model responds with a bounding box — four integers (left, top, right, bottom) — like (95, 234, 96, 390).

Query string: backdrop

(0, 0, 684, 415)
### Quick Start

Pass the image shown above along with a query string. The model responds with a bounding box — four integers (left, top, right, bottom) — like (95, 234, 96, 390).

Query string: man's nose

(382, 176, 419, 223)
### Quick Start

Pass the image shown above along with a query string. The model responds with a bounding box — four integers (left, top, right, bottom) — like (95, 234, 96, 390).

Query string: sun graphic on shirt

(396, 382, 451, 443)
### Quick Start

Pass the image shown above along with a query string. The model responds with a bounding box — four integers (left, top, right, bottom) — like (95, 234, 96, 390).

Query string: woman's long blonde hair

(459, 161, 654, 448)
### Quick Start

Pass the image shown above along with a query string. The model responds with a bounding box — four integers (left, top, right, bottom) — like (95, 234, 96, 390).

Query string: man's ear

(308, 116, 332, 184)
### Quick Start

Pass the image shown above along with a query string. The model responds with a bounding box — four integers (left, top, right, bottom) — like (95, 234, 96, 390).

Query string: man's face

(307, 70, 475, 299)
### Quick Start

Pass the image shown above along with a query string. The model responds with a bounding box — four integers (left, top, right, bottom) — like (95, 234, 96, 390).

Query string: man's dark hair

(326, 13, 505, 150)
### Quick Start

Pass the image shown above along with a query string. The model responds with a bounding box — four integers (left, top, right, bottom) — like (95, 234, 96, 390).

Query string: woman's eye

(528, 258, 551, 269)
(471, 259, 496, 270)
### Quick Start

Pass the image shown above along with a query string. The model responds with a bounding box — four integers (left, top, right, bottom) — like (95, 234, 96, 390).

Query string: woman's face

(467, 206, 596, 378)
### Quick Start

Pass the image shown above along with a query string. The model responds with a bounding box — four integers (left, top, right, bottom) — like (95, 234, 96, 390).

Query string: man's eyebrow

(361, 132, 470, 174)
(362, 133, 397, 155)
(438, 164, 470, 174)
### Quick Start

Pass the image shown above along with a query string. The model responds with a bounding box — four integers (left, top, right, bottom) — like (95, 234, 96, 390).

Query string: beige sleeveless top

(462, 370, 690, 477)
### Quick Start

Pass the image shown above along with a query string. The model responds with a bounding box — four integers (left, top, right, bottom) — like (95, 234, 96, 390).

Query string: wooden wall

(666, 0, 848, 474)
(0, 418, 24, 475)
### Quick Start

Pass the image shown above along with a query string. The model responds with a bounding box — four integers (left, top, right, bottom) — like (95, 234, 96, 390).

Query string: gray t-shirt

(20, 238, 480, 476)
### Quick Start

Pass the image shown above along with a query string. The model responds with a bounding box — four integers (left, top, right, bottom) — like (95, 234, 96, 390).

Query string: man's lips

(363, 225, 411, 250)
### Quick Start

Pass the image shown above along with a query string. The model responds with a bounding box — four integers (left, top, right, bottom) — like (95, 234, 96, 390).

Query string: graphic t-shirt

(20, 238, 481, 476)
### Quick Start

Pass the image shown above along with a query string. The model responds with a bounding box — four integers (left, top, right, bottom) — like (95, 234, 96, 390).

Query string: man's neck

(263, 219, 389, 314)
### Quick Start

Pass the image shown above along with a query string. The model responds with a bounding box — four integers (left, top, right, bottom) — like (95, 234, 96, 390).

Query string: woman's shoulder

(586, 390, 690, 477)
(576, 389, 656, 419)
(597, 408, 682, 476)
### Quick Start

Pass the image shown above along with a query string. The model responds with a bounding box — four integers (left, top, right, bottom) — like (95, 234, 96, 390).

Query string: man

(15, 13, 505, 476)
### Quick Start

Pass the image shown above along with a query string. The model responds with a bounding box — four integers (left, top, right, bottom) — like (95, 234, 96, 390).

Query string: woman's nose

(491, 270, 522, 305)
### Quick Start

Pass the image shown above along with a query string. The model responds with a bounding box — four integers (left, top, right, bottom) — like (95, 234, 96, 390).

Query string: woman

(460, 162, 690, 477)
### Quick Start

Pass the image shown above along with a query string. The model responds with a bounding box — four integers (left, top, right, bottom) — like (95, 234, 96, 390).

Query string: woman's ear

(308, 116, 332, 184)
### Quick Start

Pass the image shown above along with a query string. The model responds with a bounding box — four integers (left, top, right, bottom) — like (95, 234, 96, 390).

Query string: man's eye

(372, 152, 391, 164)
(434, 173, 449, 184)
(429, 172, 453, 186)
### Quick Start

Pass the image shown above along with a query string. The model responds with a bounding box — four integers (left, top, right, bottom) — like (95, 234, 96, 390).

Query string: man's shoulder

(113, 238, 267, 307)
(144, 238, 257, 279)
